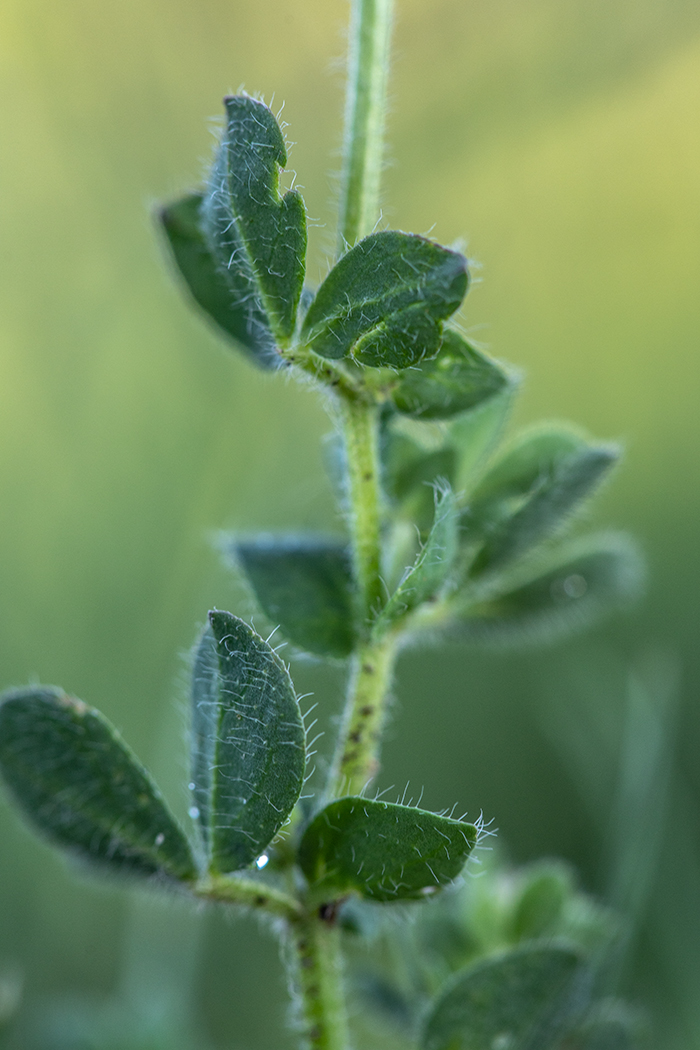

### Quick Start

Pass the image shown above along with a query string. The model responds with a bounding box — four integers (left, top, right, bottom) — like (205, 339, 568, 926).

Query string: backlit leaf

(0, 688, 196, 883)
(190, 612, 305, 873)
(298, 797, 477, 902)
(301, 231, 468, 368)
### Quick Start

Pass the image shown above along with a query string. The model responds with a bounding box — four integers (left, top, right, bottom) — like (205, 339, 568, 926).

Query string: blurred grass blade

(298, 797, 477, 902)
(391, 330, 509, 419)
(376, 485, 459, 632)
(447, 534, 643, 645)
(231, 536, 357, 658)
(191, 611, 305, 873)
(201, 95, 307, 349)
(421, 944, 584, 1050)
(0, 688, 197, 883)
(159, 193, 278, 369)
(301, 231, 468, 367)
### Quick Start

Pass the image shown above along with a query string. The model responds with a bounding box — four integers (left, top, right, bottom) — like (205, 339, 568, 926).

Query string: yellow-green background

(1, 0, 699, 1046)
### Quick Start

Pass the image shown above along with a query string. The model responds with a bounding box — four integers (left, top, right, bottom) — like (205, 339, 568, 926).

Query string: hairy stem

(337, 0, 394, 252)
(196, 875, 302, 921)
(341, 395, 384, 622)
(329, 635, 397, 796)
(291, 912, 349, 1050)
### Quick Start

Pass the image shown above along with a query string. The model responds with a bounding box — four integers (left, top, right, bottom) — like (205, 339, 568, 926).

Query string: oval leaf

(391, 330, 509, 419)
(422, 944, 584, 1050)
(301, 231, 468, 368)
(231, 536, 357, 658)
(159, 192, 278, 368)
(448, 535, 643, 645)
(299, 797, 477, 902)
(202, 95, 307, 348)
(0, 688, 196, 883)
(191, 611, 306, 873)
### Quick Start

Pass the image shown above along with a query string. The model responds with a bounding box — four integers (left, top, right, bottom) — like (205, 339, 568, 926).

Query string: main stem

(291, 4, 395, 1049)
(337, 0, 394, 252)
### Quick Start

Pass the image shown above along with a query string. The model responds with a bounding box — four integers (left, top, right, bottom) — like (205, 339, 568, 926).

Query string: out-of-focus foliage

(0, 0, 698, 1048)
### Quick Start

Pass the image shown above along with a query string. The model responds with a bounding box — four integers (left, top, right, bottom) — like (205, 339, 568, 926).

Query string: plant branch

(291, 912, 349, 1050)
(195, 874, 302, 921)
(337, 0, 394, 252)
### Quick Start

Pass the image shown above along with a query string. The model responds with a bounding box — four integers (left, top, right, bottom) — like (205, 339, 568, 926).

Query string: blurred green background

(1, 0, 699, 1046)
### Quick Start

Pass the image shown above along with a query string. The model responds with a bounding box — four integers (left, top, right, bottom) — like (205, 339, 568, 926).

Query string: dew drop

(563, 573, 587, 599)
(188, 782, 196, 791)
(255, 853, 269, 870)
(188, 806, 200, 820)
(154, 833, 165, 847)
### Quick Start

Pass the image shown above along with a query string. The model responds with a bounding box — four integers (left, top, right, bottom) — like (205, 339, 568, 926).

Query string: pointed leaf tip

(190, 612, 306, 874)
(299, 797, 477, 902)
(0, 688, 196, 883)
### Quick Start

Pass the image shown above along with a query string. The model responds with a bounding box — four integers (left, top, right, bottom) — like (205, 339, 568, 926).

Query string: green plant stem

(291, 912, 349, 1050)
(337, 0, 394, 252)
(341, 395, 384, 622)
(329, 636, 397, 796)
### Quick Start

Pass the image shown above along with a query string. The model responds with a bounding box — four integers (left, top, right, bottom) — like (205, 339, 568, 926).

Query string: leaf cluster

(344, 860, 646, 1049)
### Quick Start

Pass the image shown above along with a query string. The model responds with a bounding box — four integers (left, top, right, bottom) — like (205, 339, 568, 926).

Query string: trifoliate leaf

(0, 688, 196, 883)
(391, 330, 509, 419)
(201, 95, 306, 350)
(190, 612, 305, 873)
(298, 797, 477, 902)
(301, 231, 468, 368)
(421, 944, 584, 1050)
(376, 485, 459, 633)
(159, 192, 277, 368)
(231, 536, 357, 658)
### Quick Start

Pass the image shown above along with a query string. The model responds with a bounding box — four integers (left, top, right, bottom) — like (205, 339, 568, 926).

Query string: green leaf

(571, 1001, 644, 1049)
(466, 428, 619, 576)
(376, 485, 459, 632)
(231, 536, 357, 658)
(190, 611, 305, 873)
(298, 797, 477, 902)
(450, 381, 518, 492)
(448, 534, 643, 645)
(201, 95, 307, 348)
(391, 330, 509, 419)
(159, 192, 279, 369)
(421, 944, 584, 1050)
(0, 688, 196, 883)
(301, 231, 468, 368)
(508, 862, 574, 943)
